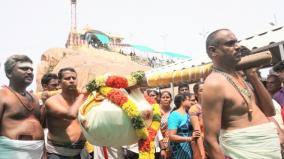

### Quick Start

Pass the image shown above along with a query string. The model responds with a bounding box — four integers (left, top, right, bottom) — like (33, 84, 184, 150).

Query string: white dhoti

(0, 136, 44, 159)
(45, 140, 83, 157)
(219, 122, 282, 159)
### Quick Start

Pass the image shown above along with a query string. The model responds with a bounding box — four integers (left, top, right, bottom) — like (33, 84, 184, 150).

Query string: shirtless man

(39, 73, 60, 129)
(40, 73, 60, 102)
(45, 67, 88, 159)
(202, 29, 281, 158)
(41, 73, 59, 91)
(0, 54, 44, 159)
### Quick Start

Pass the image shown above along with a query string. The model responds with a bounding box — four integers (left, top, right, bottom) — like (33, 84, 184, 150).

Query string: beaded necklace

(6, 86, 35, 111)
(213, 68, 253, 116)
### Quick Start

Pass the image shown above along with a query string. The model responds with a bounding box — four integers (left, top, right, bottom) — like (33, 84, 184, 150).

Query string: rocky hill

(36, 47, 151, 91)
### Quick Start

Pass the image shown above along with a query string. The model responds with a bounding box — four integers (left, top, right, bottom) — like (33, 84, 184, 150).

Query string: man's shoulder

(0, 86, 7, 93)
(45, 94, 62, 106)
(0, 85, 9, 91)
(204, 73, 226, 88)
(0, 86, 11, 98)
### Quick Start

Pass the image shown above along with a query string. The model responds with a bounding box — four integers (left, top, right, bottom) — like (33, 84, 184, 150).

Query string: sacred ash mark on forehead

(16, 62, 33, 68)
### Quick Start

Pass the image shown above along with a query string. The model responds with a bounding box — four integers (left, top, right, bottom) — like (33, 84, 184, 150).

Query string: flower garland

(139, 95, 161, 159)
(86, 71, 161, 159)
(86, 71, 145, 92)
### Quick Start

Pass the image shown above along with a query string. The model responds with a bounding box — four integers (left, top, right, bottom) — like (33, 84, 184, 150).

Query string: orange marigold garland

(105, 75, 128, 88)
(107, 89, 128, 106)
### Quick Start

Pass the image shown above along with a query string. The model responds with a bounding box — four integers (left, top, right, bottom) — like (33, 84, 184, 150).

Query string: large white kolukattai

(78, 72, 161, 159)
(78, 85, 154, 147)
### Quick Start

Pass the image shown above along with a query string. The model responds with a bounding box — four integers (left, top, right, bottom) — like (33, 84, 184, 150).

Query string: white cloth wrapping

(44, 129, 90, 159)
(219, 122, 282, 159)
(45, 140, 82, 157)
(78, 89, 152, 146)
(93, 146, 124, 159)
(0, 136, 44, 159)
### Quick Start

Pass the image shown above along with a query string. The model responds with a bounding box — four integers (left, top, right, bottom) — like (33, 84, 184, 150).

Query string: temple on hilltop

(65, 0, 125, 52)
(65, 25, 125, 52)
(63, 0, 185, 69)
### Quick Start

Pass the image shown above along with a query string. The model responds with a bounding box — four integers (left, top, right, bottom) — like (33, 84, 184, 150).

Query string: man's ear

(42, 84, 48, 90)
(208, 46, 217, 58)
(6, 72, 12, 79)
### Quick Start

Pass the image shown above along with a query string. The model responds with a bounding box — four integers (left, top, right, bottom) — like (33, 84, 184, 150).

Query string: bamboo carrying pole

(146, 51, 272, 87)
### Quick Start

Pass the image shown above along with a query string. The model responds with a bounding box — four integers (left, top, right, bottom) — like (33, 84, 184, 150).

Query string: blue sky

(0, 0, 284, 89)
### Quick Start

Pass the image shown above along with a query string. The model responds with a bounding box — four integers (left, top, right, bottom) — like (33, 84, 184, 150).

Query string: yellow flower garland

(99, 86, 161, 158)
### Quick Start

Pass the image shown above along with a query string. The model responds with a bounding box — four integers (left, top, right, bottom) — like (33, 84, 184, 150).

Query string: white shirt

(272, 99, 284, 128)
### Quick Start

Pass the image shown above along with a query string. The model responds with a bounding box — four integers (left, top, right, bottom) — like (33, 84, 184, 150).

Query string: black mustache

(25, 75, 33, 79)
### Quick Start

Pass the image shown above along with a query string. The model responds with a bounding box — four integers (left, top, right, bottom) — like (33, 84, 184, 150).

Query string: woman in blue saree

(168, 93, 200, 159)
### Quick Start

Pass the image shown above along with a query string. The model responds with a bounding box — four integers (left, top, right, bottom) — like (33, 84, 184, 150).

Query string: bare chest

(213, 71, 254, 116)
(3, 95, 41, 120)
(222, 82, 264, 125)
(224, 93, 249, 116)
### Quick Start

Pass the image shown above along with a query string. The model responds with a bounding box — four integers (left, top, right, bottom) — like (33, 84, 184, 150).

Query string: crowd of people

(0, 28, 284, 159)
